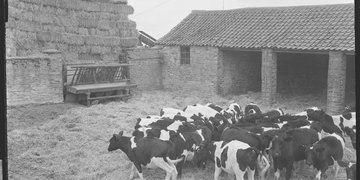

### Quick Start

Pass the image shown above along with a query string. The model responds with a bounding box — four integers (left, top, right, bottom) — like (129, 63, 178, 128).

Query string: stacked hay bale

(6, 0, 138, 63)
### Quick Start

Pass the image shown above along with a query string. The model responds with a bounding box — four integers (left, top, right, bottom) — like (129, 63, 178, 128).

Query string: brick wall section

(327, 51, 346, 115)
(261, 49, 277, 105)
(6, 0, 138, 64)
(162, 46, 219, 94)
(6, 54, 63, 106)
(127, 47, 163, 90)
(218, 50, 261, 95)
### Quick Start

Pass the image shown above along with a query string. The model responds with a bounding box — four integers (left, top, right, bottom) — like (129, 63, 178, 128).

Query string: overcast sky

(128, 0, 354, 39)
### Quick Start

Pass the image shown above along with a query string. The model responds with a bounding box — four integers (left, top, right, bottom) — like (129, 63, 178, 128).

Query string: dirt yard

(7, 90, 355, 180)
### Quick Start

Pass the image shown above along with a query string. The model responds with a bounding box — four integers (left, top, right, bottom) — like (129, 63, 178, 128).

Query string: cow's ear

(119, 131, 124, 136)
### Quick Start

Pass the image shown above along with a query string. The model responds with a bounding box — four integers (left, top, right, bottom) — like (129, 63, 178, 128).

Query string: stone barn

(156, 3, 355, 115)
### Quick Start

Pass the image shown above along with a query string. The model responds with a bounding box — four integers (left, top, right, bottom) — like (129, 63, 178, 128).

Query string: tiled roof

(156, 4, 354, 51)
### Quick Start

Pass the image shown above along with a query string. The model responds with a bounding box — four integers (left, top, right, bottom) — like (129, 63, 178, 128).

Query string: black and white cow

(340, 121, 356, 149)
(307, 109, 355, 138)
(160, 107, 196, 122)
(305, 133, 345, 180)
(270, 128, 319, 180)
(108, 131, 184, 180)
(195, 140, 266, 180)
(221, 126, 273, 154)
(220, 126, 272, 178)
(205, 103, 224, 112)
(244, 103, 262, 115)
(183, 104, 228, 125)
(338, 160, 356, 180)
(221, 103, 243, 121)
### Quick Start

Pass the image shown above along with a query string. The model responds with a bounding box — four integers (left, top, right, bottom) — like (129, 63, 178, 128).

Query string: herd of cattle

(107, 102, 356, 180)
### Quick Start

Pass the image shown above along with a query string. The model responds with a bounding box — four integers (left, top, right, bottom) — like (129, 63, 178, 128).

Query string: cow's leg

(233, 168, 245, 180)
(169, 162, 178, 180)
(246, 167, 255, 180)
(129, 164, 136, 179)
(175, 159, 185, 178)
(334, 160, 340, 177)
(150, 158, 175, 180)
(134, 162, 145, 180)
(314, 169, 322, 180)
(284, 163, 293, 180)
(214, 167, 222, 180)
(258, 155, 270, 180)
(274, 169, 281, 180)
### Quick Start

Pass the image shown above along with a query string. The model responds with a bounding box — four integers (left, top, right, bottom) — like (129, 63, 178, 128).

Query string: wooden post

(261, 49, 277, 105)
(327, 51, 346, 115)
(62, 63, 67, 101)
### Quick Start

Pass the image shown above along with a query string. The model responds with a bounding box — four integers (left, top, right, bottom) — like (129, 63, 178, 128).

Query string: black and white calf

(195, 140, 266, 180)
(305, 133, 345, 180)
(270, 128, 319, 180)
(108, 131, 184, 180)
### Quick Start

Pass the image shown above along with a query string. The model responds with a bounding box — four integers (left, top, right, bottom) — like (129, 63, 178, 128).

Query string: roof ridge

(191, 3, 353, 14)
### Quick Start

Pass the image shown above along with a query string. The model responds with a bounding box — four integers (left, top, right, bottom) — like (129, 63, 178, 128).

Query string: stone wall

(6, 0, 138, 64)
(127, 47, 163, 90)
(162, 46, 219, 94)
(218, 50, 261, 95)
(6, 53, 63, 106)
(261, 49, 277, 105)
(345, 55, 355, 106)
(327, 51, 347, 115)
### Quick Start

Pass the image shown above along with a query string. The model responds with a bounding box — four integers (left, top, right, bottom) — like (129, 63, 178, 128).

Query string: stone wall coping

(127, 46, 163, 51)
(6, 54, 51, 61)
(42, 49, 62, 54)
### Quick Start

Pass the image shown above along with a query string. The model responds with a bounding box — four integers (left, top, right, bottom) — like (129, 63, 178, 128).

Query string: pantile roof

(156, 4, 354, 51)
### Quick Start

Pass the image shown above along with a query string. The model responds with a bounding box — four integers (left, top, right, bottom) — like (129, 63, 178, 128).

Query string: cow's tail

(166, 156, 184, 165)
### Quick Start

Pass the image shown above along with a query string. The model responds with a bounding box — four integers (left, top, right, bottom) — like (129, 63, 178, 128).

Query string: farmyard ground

(7, 90, 355, 180)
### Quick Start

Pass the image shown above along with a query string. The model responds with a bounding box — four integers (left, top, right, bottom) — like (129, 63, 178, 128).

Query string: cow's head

(306, 108, 324, 121)
(304, 145, 315, 166)
(271, 134, 293, 158)
(108, 131, 125, 151)
(306, 142, 329, 166)
(193, 141, 218, 168)
(310, 121, 323, 133)
(259, 134, 273, 152)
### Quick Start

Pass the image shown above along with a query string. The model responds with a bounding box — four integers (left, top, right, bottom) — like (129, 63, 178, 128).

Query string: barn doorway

(345, 55, 355, 107)
(277, 53, 328, 98)
(220, 50, 261, 95)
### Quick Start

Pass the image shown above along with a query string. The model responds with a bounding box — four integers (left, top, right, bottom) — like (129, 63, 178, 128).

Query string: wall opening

(277, 53, 328, 97)
(345, 55, 355, 107)
(220, 50, 261, 95)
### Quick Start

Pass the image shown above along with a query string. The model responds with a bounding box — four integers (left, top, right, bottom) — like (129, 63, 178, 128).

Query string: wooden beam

(219, 47, 355, 55)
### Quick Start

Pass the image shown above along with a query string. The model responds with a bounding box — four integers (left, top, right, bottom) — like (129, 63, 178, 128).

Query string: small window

(180, 46, 190, 65)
